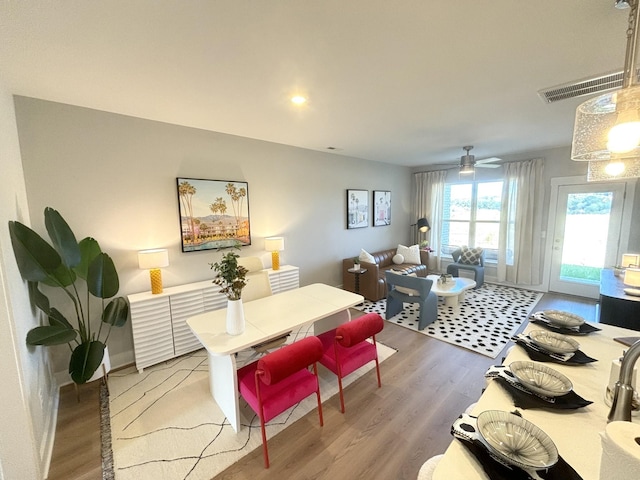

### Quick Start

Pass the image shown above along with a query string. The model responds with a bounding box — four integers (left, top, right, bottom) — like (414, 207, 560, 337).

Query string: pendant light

(571, 0, 640, 180)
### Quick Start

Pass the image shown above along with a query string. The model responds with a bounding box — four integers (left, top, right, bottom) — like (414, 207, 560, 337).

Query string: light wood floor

(47, 292, 597, 480)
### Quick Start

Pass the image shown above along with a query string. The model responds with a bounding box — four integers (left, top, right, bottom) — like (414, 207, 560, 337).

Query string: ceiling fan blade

(475, 156, 501, 164)
(475, 163, 501, 168)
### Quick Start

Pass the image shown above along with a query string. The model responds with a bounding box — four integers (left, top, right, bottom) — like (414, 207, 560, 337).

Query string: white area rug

(361, 283, 541, 359)
(107, 323, 396, 480)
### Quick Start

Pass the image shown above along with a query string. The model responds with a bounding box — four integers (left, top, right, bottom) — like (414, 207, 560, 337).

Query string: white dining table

(433, 320, 640, 480)
(187, 283, 363, 432)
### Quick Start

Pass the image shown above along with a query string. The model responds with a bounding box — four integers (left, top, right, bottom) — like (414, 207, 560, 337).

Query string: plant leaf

(76, 237, 102, 280)
(26, 325, 77, 345)
(40, 261, 76, 287)
(87, 253, 119, 298)
(28, 281, 50, 314)
(44, 207, 81, 269)
(103, 297, 129, 327)
(8, 220, 61, 282)
(49, 307, 74, 330)
(69, 341, 105, 384)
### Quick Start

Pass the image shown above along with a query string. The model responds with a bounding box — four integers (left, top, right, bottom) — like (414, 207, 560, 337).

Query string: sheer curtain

(413, 170, 446, 271)
(497, 158, 545, 285)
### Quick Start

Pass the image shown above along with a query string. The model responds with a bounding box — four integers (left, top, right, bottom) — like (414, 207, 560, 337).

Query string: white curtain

(497, 158, 545, 285)
(413, 170, 446, 271)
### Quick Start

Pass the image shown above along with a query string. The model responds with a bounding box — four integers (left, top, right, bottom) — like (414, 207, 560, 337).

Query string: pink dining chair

(317, 312, 384, 413)
(237, 335, 324, 468)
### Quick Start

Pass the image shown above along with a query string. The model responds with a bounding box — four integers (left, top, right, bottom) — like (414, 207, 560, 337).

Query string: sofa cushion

(359, 249, 375, 263)
(392, 254, 404, 264)
(397, 244, 420, 265)
(459, 246, 483, 265)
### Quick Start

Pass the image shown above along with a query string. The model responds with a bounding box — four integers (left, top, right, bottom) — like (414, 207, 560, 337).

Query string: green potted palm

(210, 247, 248, 335)
(8, 207, 129, 384)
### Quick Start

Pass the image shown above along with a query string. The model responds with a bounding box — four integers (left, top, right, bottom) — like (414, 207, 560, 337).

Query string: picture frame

(347, 189, 368, 229)
(373, 190, 391, 226)
(177, 177, 251, 252)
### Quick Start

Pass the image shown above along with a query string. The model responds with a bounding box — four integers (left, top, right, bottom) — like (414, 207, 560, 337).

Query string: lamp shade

(621, 253, 640, 268)
(138, 249, 169, 269)
(417, 218, 430, 233)
(264, 237, 284, 252)
(624, 267, 640, 287)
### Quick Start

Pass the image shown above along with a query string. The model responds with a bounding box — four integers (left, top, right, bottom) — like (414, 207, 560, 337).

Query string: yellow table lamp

(264, 237, 284, 271)
(138, 249, 169, 294)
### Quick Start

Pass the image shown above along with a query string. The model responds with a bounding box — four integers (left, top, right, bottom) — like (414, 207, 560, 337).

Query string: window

(441, 181, 503, 261)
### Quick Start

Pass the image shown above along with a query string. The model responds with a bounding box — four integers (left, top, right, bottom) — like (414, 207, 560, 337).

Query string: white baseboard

(42, 381, 59, 479)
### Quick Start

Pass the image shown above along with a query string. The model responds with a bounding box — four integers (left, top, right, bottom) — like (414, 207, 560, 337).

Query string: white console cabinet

(128, 266, 299, 372)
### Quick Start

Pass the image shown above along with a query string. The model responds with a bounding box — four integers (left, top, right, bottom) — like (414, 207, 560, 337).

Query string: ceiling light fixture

(291, 95, 307, 105)
(571, 0, 640, 181)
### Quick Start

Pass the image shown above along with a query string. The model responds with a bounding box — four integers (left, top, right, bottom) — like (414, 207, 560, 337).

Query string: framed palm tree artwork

(347, 189, 368, 229)
(176, 177, 251, 252)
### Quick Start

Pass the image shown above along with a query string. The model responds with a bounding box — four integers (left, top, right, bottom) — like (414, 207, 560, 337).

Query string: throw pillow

(392, 254, 404, 265)
(359, 249, 375, 263)
(397, 244, 421, 265)
(391, 271, 420, 296)
(458, 246, 483, 265)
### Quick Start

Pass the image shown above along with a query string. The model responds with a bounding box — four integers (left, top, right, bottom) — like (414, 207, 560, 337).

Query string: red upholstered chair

(317, 312, 384, 413)
(237, 336, 324, 468)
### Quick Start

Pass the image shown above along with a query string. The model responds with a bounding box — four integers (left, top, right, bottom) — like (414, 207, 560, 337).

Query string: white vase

(88, 346, 111, 382)
(226, 299, 245, 335)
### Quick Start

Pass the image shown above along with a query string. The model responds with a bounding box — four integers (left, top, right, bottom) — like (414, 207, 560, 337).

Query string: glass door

(549, 182, 626, 298)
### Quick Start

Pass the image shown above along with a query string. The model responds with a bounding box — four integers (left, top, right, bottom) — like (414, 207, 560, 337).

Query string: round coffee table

(426, 275, 476, 307)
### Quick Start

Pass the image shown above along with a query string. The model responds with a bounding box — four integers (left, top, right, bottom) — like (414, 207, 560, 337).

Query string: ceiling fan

(456, 146, 501, 174)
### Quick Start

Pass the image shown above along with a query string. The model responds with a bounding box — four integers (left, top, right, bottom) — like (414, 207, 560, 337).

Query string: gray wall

(13, 96, 413, 378)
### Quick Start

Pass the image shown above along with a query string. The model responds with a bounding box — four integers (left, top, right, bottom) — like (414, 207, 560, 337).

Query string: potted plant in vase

(353, 257, 361, 271)
(8, 207, 129, 384)
(210, 247, 249, 335)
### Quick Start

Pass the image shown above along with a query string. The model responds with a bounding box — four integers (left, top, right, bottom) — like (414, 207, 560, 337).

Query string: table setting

(451, 411, 583, 480)
(485, 364, 592, 410)
(529, 310, 601, 335)
(512, 331, 598, 365)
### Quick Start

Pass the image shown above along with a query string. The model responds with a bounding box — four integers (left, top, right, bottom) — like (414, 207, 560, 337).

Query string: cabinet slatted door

(170, 290, 205, 356)
(278, 268, 300, 292)
(129, 296, 175, 373)
(203, 287, 227, 312)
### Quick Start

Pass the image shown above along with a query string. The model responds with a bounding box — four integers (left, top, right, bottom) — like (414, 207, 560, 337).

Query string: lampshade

(624, 267, 640, 287)
(264, 237, 284, 252)
(417, 218, 430, 233)
(622, 253, 640, 267)
(138, 249, 169, 269)
(571, 1, 640, 181)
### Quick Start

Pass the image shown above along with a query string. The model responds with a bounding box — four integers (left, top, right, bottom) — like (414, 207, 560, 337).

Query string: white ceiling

(0, 1, 630, 166)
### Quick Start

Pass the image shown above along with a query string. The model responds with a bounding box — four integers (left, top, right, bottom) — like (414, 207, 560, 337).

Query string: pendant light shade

(571, 0, 640, 180)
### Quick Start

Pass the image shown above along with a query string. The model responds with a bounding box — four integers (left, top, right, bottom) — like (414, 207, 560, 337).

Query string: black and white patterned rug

(360, 283, 542, 359)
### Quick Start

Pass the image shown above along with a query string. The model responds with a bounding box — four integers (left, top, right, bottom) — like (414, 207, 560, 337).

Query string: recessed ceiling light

(291, 95, 307, 105)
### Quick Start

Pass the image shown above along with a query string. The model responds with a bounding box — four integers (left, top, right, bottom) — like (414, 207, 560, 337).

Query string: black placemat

(515, 338, 597, 365)
(494, 377, 593, 410)
(530, 316, 601, 335)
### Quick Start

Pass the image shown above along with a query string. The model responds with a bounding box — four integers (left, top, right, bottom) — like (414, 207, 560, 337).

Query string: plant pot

(226, 299, 245, 335)
(353, 263, 361, 271)
(87, 346, 111, 382)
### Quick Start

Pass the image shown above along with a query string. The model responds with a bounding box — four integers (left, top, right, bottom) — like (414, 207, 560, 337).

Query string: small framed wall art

(346, 189, 368, 229)
(177, 177, 251, 252)
(373, 190, 391, 226)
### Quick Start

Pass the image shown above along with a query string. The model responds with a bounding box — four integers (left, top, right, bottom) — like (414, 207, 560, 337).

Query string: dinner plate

(476, 410, 559, 470)
(528, 329, 580, 354)
(541, 310, 585, 328)
(509, 361, 573, 397)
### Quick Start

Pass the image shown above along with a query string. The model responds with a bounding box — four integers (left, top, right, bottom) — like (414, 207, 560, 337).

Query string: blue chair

(384, 271, 438, 330)
(446, 247, 485, 288)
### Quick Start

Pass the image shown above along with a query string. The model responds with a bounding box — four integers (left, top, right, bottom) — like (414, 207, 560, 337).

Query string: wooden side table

(347, 267, 367, 298)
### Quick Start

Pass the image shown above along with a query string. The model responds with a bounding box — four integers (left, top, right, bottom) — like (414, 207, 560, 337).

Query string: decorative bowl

(528, 330, 580, 354)
(476, 410, 559, 470)
(436, 274, 456, 290)
(541, 310, 585, 328)
(509, 361, 573, 397)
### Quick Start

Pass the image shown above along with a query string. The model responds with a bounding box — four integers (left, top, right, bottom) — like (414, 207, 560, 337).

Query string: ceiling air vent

(538, 71, 623, 103)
